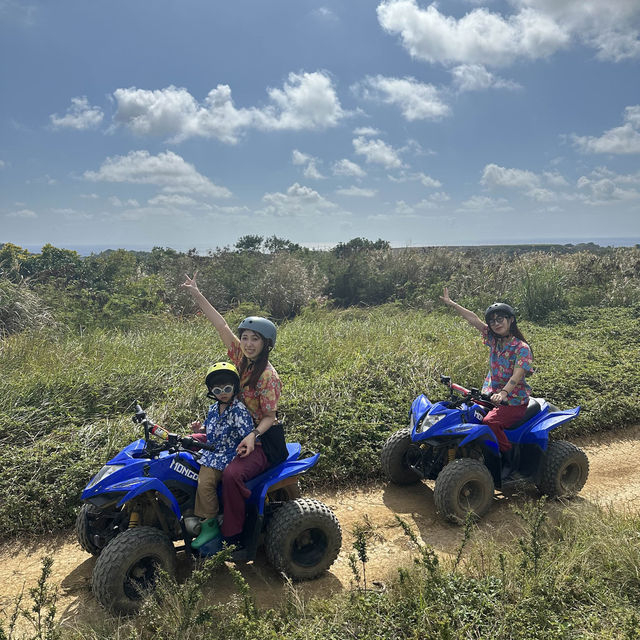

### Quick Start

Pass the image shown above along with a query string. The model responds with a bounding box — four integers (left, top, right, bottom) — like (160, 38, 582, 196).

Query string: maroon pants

(482, 403, 528, 453)
(220, 445, 269, 538)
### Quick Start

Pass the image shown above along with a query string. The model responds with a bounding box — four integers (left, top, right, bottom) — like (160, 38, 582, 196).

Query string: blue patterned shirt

(198, 397, 254, 470)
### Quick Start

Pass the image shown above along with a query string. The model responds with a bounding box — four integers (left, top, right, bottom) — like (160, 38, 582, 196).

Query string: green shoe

(191, 517, 220, 549)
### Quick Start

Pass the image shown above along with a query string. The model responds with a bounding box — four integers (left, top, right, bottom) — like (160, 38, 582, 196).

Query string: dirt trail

(2, 425, 640, 631)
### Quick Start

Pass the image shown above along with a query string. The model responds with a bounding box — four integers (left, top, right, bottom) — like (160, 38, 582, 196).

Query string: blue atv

(381, 375, 589, 523)
(76, 404, 342, 614)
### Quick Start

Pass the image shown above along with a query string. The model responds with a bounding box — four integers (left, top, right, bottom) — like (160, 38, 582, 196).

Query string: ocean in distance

(11, 237, 640, 256)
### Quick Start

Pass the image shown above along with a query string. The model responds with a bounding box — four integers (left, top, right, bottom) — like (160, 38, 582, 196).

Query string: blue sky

(1, 0, 639, 252)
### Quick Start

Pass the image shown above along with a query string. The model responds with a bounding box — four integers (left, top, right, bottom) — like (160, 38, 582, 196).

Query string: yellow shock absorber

(448, 448, 456, 464)
(128, 511, 140, 528)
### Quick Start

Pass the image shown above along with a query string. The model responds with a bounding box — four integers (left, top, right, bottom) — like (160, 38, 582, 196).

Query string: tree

(235, 235, 264, 252)
(332, 237, 390, 259)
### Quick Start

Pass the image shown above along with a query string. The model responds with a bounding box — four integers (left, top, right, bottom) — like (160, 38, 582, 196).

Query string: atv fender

(109, 477, 183, 520)
(459, 425, 500, 453)
(526, 407, 580, 449)
(247, 453, 319, 515)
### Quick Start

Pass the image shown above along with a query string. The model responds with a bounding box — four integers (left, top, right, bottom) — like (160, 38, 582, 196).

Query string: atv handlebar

(440, 376, 508, 407)
(132, 402, 217, 456)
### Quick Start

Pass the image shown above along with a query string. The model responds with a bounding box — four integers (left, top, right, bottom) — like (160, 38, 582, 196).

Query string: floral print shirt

(198, 397, 254, 470)
(482, 328, 533, 406)
(227, 341, 281, 424)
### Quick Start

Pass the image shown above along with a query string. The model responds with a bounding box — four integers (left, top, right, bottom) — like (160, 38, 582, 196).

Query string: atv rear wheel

(381, 428, 422, 485)
(537, 441, 589, 497)
(92, 526, 177, 615)
(265, 498, 341, 580)
(434, 459, 494, 523)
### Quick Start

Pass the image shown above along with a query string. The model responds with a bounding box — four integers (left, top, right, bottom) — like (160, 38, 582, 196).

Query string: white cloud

(84, 150, 231, 198)
(109, 196, 140, 208)
(377, 0, 568, 67)
(148, 194, 198, 207)
(576, 167, 640, 204)
(353, 136, 404, 168)
(515, 0, 640, 61)
(395, 198, 440, 214)
(572, 105, 640, 154)
(356, 75, 450, 120)
(259, 183, 339, 217)
(0, 160, 6, 169)
(481, 163, 571, 201)
(388, 171, 442, 188)
(332, 159, 366, 178)
(482, 164, 540, 190)
(292, 150, 312, 165)
(113, 71, 346, 144)
(450, 64, 521, 92)
(50, 97, 104, 130)
(457, 195, 513, 212)
(292, 150, 325, 179)
(336, 186, 377, 197)
(6, 208, 37, 218)
(353, 126, 381, 136)
(312, 7, 338, 21)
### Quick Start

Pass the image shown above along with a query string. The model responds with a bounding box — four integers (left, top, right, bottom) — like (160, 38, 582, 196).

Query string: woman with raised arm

(182, 272, 285, 551)
(440, 287, 534, 457)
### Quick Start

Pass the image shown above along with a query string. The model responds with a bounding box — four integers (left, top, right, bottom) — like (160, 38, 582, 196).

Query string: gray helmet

(484, 302, 516, 323)
(238, 316, 277, 348)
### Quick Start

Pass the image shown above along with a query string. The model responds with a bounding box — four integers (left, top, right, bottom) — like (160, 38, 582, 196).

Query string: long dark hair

(238, 338, 271, 390)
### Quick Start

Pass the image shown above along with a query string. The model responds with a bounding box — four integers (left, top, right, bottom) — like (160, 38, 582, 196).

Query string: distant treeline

(1, 237, 639, 334)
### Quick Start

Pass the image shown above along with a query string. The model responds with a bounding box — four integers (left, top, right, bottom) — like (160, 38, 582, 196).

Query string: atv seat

(505, 397, 541, 429)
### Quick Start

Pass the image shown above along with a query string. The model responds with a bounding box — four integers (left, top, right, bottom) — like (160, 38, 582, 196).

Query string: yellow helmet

(205, 361, 240, 393)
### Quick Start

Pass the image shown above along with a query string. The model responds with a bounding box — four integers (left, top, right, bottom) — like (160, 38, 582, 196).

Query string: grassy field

(0, 304, 638, 537)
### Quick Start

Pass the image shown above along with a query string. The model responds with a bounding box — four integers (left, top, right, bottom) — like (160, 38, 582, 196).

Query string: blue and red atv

(381, 375, 589, 523)
(76, 404, 342, 614)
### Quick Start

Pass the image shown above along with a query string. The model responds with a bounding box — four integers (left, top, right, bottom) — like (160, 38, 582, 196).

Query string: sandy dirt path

(1, 425, 639, 631)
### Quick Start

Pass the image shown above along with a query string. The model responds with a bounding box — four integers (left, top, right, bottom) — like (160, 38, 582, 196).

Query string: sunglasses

(207, 384, 235, 397)
(488, 315, 508, 326)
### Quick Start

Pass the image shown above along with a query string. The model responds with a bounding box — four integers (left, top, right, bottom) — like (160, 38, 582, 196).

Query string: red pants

(220, 445, 269, 538)
(482, 403, 528, 453)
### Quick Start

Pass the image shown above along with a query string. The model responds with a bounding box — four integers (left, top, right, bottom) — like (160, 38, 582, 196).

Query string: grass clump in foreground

(3, 499, 640, 640)
(0, 304, 639, 536)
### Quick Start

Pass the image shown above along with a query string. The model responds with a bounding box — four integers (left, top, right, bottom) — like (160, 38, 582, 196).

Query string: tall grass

(0, 305, 638, 536)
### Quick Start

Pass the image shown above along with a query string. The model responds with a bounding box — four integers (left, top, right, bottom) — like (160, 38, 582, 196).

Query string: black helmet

(484, 302, 516, 324)
(237, 316, 277, 348)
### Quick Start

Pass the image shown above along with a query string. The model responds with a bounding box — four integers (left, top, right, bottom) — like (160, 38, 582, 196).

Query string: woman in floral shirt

(182, 272, 283, 548)
(441, 288, 533, 453)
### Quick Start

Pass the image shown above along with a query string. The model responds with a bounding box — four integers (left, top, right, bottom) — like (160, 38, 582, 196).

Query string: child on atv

(190, 362, 254, 549)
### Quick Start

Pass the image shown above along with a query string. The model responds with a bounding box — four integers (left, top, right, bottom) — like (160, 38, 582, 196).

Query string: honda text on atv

(381, 376, 589, 523)
(76, 404, 342, 614)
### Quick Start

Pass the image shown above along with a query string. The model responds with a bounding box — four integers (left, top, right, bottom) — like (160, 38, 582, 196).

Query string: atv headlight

(86, 464, 125, 489)
(416, 413, 444, 433)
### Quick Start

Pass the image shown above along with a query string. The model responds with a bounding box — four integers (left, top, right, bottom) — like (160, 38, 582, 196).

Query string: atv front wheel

(537, 441, 589, 497)
(265, 498, 341, 580)
(75, 503, 120, 556)
(434, 459, 494, 523)
(92, 526, 177, 614)
(381, 428, 422, 485)
(75, 503, 104, 555)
